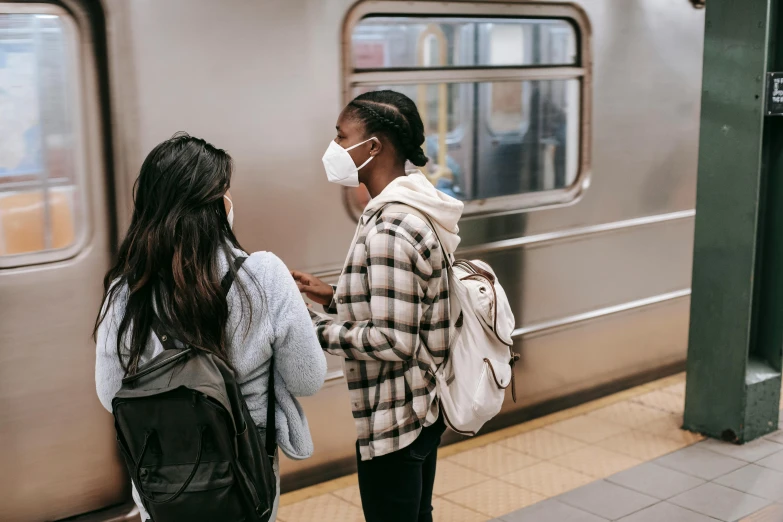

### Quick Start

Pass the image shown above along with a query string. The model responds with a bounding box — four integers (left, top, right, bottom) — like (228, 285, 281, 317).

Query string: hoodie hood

(365, 170, 464, 254)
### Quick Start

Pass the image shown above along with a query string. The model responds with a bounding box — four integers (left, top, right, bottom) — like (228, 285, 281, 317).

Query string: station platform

(277, 374, 783, 522)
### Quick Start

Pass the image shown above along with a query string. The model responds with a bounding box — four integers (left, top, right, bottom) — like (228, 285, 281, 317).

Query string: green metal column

(684, 0, 783, 442)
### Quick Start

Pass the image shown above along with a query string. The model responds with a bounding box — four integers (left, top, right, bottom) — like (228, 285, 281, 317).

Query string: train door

(0, 3, 124, 520)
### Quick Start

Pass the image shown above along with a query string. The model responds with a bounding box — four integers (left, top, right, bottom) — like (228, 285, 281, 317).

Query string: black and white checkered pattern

(310, 206, 453, 460)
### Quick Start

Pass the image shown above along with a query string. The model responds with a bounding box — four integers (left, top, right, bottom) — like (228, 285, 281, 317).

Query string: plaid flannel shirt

(310, 206, 453, 460)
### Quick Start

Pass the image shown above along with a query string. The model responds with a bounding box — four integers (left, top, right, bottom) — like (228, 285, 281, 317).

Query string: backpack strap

(380, 203, 454, 267)
(151, 320, 177, 351)
(151, 255, 248, 349)
(222, 255, 276, 457)
(221, 255, 248, 297)
(265, 357, 277, 460)
(378, 202, 462, 370)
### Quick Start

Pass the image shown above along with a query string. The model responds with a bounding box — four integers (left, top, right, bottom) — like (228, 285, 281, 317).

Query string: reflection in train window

(351, 17, 577, 69)
(0, 12, 85, 260)
(345, 6, 588, 215)
(489, 82, 527, 134)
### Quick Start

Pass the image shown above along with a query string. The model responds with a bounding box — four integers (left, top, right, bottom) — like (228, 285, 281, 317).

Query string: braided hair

(346, 90, 429, 167)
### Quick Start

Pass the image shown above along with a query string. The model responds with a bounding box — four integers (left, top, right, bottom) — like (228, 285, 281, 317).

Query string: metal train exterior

(0, 0, 705, 520)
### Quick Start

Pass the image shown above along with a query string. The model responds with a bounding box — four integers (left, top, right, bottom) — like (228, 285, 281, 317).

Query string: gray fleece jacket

(95, 249, 327, 461)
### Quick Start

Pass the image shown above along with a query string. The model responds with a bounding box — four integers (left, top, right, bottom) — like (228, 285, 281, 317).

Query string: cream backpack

(382, 204, 518, 435)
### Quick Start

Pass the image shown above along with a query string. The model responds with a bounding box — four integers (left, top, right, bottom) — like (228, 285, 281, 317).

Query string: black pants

(356, 416, 447, 522)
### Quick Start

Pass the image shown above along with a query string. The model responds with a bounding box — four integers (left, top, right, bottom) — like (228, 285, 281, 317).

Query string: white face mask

(321, 137, 378, 187)
(224, 195, 234, 230)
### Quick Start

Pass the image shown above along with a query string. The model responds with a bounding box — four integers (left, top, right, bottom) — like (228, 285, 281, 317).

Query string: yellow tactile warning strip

(443, 479, 544, 518)
(276, 373, 701, 522)
(276, 492, 365, 522)
(740, 503, 783, 521)
(447, 442, 539, 477)
(500, 461, 593, 497)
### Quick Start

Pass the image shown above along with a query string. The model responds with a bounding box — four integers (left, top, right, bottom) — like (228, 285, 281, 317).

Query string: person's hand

(291, 271, 334, 306)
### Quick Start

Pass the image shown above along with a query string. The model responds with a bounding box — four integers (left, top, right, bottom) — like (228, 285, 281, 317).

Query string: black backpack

(112, 257, 277, 522)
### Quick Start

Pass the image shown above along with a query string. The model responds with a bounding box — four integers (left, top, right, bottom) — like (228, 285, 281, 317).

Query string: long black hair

(94, 132, 247, 375)
(346, 90, 429, 167)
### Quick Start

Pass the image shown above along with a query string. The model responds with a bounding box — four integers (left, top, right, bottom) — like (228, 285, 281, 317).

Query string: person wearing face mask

(94, 132, 327, 521)
(292, 91, 464, 522)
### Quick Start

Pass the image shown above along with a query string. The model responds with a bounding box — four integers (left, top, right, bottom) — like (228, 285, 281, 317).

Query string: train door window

(0, 6, 87, 265)
(343, 3, 590, 217)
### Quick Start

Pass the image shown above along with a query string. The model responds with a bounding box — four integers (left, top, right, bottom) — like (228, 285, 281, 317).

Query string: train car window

(0, 8, 87, 264)
(344, 2, 591, 217)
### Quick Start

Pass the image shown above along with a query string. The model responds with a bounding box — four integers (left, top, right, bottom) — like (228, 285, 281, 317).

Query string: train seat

(0, 187, 76, 255)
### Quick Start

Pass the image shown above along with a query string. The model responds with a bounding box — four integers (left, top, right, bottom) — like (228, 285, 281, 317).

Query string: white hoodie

(364, 170, 465, 254)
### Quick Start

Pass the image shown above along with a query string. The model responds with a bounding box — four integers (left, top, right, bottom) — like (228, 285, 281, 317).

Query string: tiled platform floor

(277, 374, 783, 522)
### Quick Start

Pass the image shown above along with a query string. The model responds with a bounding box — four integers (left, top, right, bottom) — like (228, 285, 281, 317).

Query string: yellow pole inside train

(416, 25, 450, 184)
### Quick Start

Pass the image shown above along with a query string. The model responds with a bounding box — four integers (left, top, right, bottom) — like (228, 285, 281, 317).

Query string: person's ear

(368, 137, 382, 157)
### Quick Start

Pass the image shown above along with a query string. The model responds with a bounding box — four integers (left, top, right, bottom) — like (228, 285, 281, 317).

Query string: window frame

(0, 3, 91, 267)
(342, 1, 592, 218)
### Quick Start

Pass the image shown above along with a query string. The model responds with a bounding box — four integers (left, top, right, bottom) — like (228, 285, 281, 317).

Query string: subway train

(0, 0, 706, 520)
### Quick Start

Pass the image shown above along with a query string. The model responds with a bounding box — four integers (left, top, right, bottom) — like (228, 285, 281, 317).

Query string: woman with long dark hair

(95, 133, 326, 520)
(293, 91, 464, 522)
